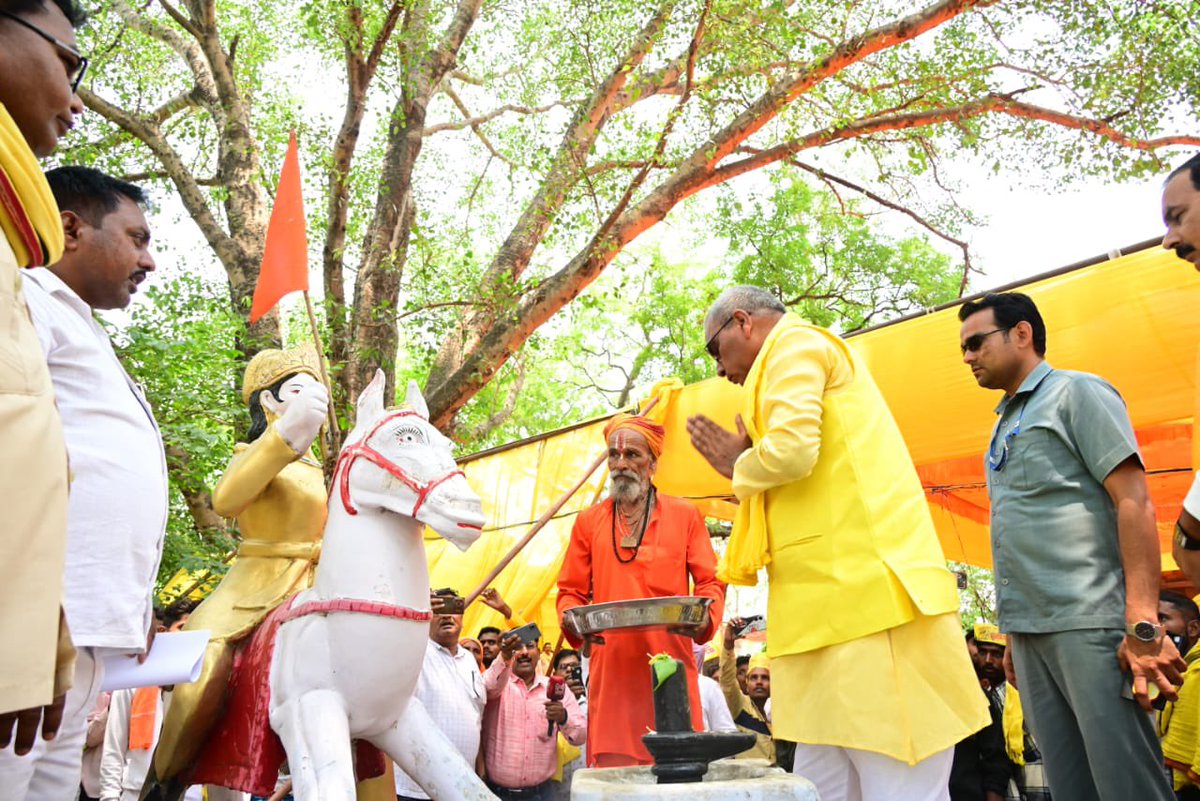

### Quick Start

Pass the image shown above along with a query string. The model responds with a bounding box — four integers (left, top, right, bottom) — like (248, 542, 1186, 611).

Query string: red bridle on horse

(333, 409, 467, 518)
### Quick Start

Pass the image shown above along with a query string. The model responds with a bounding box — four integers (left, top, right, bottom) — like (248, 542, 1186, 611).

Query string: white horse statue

(174, 370, 498, 801)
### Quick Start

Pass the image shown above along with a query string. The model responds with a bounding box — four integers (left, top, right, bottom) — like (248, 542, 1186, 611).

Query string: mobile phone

(569, 665, 583, 685)
(735, 615, 765, 637)
(507, 621, 542, 645)
(431, 590, 465, 615)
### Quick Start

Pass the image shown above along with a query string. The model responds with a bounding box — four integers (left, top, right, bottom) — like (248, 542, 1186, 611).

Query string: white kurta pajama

(0, 268, 168, 800)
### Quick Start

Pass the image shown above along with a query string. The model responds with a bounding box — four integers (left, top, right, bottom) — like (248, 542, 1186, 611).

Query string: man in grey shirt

(958, 291, 1182, 801)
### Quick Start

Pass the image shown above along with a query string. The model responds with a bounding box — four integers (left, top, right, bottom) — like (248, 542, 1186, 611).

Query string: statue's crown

(242, 343, 323, 403)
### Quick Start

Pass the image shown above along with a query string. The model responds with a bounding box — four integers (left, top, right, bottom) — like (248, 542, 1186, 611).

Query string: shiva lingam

(642, 656, 754, 783)
(561, 597, 753, 782)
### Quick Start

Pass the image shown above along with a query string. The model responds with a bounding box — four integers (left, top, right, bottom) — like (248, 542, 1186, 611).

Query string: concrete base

(571, 759, 819, 800)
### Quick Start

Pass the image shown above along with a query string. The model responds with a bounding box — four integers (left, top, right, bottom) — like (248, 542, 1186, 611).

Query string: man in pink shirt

(483, 634, 586, 800)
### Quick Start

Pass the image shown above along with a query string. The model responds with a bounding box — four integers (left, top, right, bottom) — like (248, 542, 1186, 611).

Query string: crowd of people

(6, 1, 1200, 800)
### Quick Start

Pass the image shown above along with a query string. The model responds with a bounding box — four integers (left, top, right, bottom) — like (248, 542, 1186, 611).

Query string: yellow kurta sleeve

(211, 424, 303, 518)
(730, 325, 849, 500)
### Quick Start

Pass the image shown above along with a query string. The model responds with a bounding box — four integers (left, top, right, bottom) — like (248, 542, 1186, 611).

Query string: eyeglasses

(0, 10, 89, 93)
(705, 314, 735, 359)
(960, 326, 1011, 355)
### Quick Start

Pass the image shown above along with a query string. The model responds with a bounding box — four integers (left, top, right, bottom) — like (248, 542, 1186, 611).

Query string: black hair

(247, 372, 297, 442)
(1168, 154, 1200, 192)
(1161, 590, 1200, 623)
(161, 597, 198, 629)
(964, 630, 976, 643)
(0, 0, 85, 28)
(735, 654, 750, 669)
(152, 604, 166, 622)
(44, 166, 147, 227)
(478, 626, 501, 638)
(551, 648, 580, 672)
(957, 292, 1047, 357)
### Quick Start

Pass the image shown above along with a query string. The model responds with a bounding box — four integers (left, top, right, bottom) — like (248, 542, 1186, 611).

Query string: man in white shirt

(0, 166, 168, 799)
(698, 651, 737, 734)
(99, 686, 161, 801)
(395, 590, 487, 800)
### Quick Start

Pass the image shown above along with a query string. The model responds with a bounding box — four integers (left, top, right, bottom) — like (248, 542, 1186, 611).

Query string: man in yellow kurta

(687, 285, 988, 801)
(151, 346, 329, 791)
(0, 0, 84, 757)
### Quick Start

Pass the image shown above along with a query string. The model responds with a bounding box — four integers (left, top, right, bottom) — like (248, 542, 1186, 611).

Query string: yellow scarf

(1002, 684, 1026, 765)
(0, 102, 63, 266)
(553, 732, 582, 782)
(718, 315, 807, 585)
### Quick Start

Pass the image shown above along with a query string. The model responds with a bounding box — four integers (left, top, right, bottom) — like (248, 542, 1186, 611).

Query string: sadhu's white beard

(610, 471, 650, 504)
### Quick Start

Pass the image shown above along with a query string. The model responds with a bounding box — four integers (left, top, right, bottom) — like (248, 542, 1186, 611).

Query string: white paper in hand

(100, 629, 211, 692)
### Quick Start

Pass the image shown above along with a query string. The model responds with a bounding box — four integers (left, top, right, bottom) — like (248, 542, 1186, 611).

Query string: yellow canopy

(429, 242, 1199, 642)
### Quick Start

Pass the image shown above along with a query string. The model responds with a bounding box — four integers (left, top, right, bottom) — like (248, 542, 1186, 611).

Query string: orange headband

(604, 414, 666, 458)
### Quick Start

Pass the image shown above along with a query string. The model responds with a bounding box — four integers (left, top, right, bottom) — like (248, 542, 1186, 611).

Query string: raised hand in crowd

(723, 617, 748, 651)
(498, 632, 523, 663)
(480, 587, 514, 620)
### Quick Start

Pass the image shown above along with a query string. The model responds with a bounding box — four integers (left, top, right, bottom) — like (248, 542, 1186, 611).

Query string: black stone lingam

(640, 658, 754, 783)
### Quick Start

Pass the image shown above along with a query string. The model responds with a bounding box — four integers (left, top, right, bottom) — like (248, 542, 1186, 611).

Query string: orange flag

(250, 131, 308, 323)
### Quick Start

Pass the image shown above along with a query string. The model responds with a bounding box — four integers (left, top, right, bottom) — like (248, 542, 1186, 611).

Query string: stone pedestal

(571, 759, 820, 800)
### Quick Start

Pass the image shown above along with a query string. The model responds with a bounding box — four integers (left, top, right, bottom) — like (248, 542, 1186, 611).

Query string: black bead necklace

(611, 487, 655, 564)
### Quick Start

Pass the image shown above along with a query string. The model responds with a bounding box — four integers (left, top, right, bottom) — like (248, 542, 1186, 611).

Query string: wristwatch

(1127, 621, 1164, 643)
(1176, 523, 1200, 552)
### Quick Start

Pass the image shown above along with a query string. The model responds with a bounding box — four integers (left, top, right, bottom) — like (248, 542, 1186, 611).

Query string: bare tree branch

(772, 156, 978, 295)
(437, 85, 517, 165)
(79, 87, 239, 267)
(120, 170, 221, 186)
(323, 1, 404, 373)
(423, 100, 567, 135)
(706, 94, 1200, 187)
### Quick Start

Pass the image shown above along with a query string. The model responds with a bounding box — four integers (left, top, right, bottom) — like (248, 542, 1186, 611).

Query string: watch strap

(1177, 523, 1200, 551)
(1126, 621, 1163, 642)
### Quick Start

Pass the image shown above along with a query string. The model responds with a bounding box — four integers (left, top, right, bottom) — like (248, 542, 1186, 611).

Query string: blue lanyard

(988, 394, 1034, 472)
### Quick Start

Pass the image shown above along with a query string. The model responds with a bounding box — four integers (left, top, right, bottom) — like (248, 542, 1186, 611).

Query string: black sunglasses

(705, 314, 735, 358)
(0, 10, 89, 93)
(960, 326, 1011, 355)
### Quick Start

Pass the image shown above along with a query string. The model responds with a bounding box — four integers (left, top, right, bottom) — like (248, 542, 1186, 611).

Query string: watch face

(1135, 621, 1158, 641)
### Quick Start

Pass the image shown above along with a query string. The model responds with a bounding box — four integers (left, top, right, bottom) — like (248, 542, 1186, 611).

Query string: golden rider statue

(152, 344, 330, 783)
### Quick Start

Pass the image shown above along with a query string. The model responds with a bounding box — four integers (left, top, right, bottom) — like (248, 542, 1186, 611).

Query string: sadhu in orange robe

(557, 491, 725, 767)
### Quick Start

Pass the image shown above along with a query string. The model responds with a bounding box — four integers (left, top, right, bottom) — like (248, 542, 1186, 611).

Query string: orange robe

(557, 492, 725, 767)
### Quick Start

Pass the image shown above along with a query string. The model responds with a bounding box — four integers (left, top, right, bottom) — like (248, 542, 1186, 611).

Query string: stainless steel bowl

(562, 596, 712, 636)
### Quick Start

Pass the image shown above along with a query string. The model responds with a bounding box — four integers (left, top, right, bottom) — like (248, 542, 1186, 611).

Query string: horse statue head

(334, 369, 485, 550)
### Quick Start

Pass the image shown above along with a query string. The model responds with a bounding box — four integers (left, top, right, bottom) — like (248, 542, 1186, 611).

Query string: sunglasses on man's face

(960, 326, 1011, 355)
(705, 314, 735, 358)
(0, 10, 89, 93)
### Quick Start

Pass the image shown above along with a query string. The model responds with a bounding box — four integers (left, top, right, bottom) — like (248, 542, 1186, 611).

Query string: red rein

(333, 410, 466, 518)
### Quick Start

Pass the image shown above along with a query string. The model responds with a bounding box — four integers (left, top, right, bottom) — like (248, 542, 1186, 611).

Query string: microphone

(547, 675, 566, 737)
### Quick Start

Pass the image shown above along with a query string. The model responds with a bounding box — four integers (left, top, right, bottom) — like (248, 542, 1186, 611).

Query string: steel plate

(562, 596, 712, 636)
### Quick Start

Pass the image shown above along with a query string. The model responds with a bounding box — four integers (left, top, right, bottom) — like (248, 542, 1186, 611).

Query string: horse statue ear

(405, 380, 430, 420)
(356, 369, 387, 425)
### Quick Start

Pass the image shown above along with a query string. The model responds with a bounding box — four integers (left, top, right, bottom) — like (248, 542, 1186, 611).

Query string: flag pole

(302, 290, 339, 459)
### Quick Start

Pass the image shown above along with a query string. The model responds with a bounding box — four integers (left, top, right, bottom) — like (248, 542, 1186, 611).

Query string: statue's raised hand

(275, 381, 329, 454)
